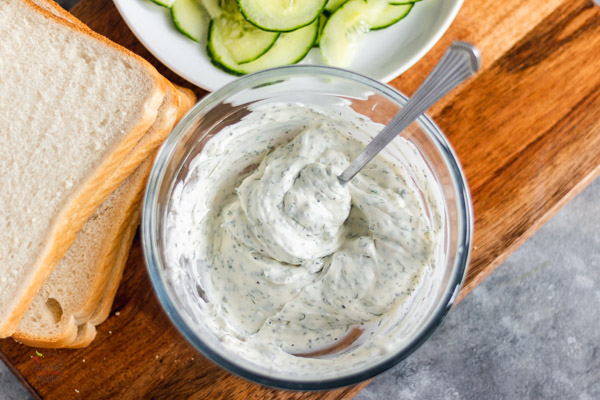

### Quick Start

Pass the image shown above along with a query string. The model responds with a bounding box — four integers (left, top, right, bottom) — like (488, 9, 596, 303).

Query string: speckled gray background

(1, 1, 599, 399)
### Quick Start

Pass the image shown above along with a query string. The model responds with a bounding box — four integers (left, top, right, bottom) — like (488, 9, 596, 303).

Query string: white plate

(113, 0, 462, 92)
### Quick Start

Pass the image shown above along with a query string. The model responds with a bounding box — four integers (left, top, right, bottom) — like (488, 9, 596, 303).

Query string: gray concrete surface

(1, 1, 598, 398)
(0, 369, 30, 400)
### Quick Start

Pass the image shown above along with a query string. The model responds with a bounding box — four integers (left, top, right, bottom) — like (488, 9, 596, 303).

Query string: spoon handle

(339, 41, 481, 183)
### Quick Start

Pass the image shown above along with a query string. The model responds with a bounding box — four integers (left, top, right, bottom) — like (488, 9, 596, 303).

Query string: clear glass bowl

(142, 66, 473, 390)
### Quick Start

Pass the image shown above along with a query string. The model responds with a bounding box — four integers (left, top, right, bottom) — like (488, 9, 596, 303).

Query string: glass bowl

(142, 65, 473, 390)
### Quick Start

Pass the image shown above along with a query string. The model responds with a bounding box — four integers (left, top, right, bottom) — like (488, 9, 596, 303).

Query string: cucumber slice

(152, 0, 175, 8)
(199, 0, 237, 18)
(237, 0, 327, 32)
(320, 0, 387, 67)
(371, 4, 413, 30)
(212, 14, 280, 64)
(200, 0, 280, 64)
(314, 13, 328, 47)
(171, 0, 209, 42)
(208, 17, 319, 75)
(324, 0, 346, 13)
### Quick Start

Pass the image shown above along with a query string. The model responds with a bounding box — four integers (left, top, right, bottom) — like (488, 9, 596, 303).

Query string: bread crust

(89, 207, 142, 327)
(13, 315, 79, 349)
(0, 0, 168, 337)
(174, 84, 197, 120)
(67, 322, 97, 349)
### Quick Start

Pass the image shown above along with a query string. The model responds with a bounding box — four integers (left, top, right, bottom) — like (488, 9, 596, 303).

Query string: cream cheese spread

(165, 102, 445, 375)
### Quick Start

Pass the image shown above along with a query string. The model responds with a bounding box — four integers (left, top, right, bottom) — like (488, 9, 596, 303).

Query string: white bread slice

(9, 0, 196, 343)
(87, 210, 141, 328)
(0, 0, 168, 336)
(77, 85, 196, 338)
(66, 86, 196, 347)
(87, 85, 196, 326)
(69, 210, 142, 348)
(12, 85, 196, 348)
(68, 83, 195, 324)
(15, 0, 157, 348)
(21, 0, 184, 204)
(12, 86, 179, 347)
(12, 160, 153, 348)
(76, 87, 179, 324)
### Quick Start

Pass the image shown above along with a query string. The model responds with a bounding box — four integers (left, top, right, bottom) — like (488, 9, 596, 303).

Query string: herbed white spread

(166, 102, 444, 374)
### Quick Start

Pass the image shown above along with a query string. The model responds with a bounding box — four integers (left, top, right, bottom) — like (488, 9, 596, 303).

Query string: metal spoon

(339, 41, 481, 183)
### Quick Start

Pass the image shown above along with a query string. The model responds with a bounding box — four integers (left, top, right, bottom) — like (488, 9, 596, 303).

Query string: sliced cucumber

(320, 0, 387, 67)
(171, 0, 209, 42)
(151, 0, 175, 8)
(237, 0, 327, 32)
(199, 0, 238, 18)
(314, 13, 328, 47)
(324, 0, 346, 13)
(212, 14, 280, 64)
(208, 17, 319, 75)
(198, 0, 278, 64)
(371, 4, 413, 30)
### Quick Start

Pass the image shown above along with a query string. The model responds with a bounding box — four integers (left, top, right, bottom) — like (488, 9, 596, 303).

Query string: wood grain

(2, 0, 600, 398)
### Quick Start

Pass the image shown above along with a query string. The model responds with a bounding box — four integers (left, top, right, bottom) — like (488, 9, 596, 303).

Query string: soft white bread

(68, 84, 196, 344)
(64, 207, 141, 349)
(86, 86, 196, 326)
(73, 85, 196, 344)
(0, 0, 168, 336)
(82, 85, 196, 336)
(65, 86, 196, 346)
(13, 160, 153, 348)
(87, 210, 141, 328)
(13, 85, 196, 348)
(74, 86, 179, 323)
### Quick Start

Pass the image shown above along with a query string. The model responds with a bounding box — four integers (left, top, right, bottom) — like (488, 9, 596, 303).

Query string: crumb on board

(115, 311, 120, 316)
(74, 389, 79, 394)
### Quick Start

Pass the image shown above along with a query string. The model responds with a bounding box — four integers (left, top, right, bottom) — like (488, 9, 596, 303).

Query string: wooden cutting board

(2, 0, 600, 398)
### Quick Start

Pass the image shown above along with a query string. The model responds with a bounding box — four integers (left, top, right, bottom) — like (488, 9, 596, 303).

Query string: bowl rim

(141, 65, 473, 390)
